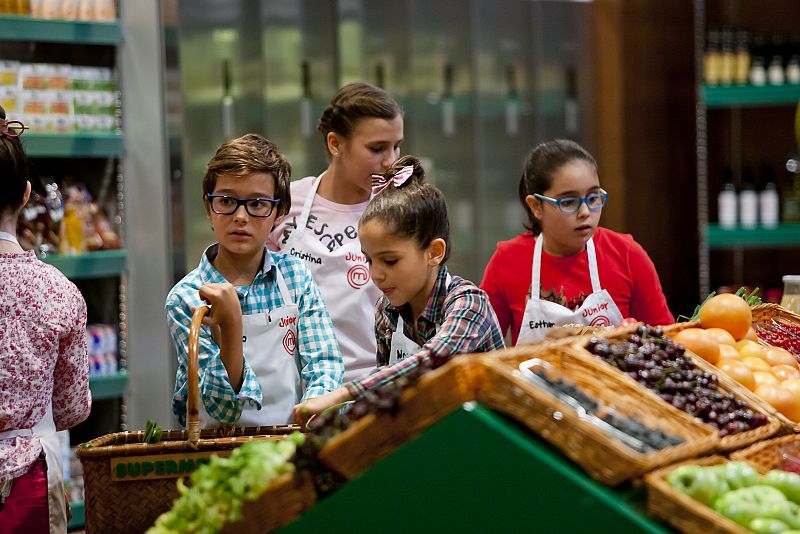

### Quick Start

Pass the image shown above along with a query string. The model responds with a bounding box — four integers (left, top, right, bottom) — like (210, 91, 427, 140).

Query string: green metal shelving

(705, 223, 800, 249)
(89, 370, 128, 400)
(23, 132, 123, 158)
(67, 500, 85, 530)
(0, 15, 120, 45)
(282, 403, 669, 533)
(41, 249, 127, 279)
(703, 84, 800, 108)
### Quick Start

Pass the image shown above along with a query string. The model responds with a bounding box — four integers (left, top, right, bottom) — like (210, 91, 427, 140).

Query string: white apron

(0, 230, 66, 533)
(283, 174, 381, 382)
(0, 404, 65, 534)
(387, 274, 452, 365)
(200, 266, 302, 427)
(517, 236, 623, 344)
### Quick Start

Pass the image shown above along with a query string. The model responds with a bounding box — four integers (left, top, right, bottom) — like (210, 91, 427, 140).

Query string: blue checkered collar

(198, 244, 274, 297)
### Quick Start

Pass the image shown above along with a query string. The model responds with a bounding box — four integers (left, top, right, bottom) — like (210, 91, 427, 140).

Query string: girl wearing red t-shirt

(480, 139, 673, 345)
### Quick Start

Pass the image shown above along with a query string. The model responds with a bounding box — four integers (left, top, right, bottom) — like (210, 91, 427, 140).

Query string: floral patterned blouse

(0, 251, 91, 481)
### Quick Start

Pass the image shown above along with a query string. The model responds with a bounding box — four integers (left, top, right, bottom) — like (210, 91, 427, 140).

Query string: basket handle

(187, 305, 210, 447)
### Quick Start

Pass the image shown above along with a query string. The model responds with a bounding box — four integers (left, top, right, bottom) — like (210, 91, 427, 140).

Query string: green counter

(281, 403, 671, 533)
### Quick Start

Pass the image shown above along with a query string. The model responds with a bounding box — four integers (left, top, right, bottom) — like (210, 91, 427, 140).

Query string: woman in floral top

(0, 105, 91, 533)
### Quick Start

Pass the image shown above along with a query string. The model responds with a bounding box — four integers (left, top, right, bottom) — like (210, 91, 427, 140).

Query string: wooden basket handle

(187, 305, 210, 447)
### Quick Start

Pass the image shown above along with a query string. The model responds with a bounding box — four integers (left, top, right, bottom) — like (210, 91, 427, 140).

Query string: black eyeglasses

(1, 120, 27, 138)
(206, 194, 280, 218)
(534, 189, 608, 214)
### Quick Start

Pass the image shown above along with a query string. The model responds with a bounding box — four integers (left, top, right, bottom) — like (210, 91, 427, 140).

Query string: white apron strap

(531, 235, 544, 301)
(0, 428, 33, 440)
(586, 238, 602, 293)
(273, 265, 294, 307)
(293, 174, 324, 237)
(0, 231, 19, 245)
(532, 235, 602, 297)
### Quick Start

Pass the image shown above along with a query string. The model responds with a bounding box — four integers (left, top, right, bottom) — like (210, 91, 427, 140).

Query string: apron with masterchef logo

(283, 174, 381, 382)
(517, 235, 623, 344)
(199, 266, 302, 426)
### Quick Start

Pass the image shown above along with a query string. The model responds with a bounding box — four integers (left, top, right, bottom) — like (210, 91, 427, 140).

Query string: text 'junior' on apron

(283, 174, 382, 382)
(200, 266, 302, 427)
(516, 236, 623, 344)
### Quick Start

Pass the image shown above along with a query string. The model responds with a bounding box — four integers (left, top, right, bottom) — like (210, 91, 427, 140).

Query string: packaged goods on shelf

(17, 179, 121, 256)
(0, 61, 118, 132)
(85, 323, 118, 376)
(705, 27, 800, 87)
(0, 0, 116, 21)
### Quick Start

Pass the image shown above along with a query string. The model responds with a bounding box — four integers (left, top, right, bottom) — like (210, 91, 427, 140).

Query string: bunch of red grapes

(586, 325, 768, 437)
(755, 319, 800, 359)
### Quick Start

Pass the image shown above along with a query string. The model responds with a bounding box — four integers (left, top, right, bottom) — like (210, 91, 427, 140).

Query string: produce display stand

(280, 403, 671, 533)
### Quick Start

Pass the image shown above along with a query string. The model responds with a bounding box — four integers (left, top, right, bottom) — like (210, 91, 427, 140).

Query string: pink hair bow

(371, 165, 414, 194)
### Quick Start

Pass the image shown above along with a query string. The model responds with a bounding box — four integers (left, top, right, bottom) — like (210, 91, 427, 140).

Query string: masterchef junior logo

(282, 329, 296, 355)
(345, 252, 370, 289)
(583, 302, 610, 326)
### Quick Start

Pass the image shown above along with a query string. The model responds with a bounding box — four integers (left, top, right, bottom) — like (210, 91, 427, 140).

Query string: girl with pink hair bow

(294, 155, 505, 424)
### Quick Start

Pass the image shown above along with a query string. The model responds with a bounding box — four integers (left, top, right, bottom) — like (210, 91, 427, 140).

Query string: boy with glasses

(165, 134, 343, 427)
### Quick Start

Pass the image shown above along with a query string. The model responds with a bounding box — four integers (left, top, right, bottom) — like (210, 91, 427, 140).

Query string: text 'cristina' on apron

(283, 174, 381, 383)
(387, 274, 452, 365)
(516, 235, 623, 344)
(200, 266, 302, 427)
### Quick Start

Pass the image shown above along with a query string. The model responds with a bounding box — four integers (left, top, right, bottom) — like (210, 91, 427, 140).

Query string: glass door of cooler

(175, 0, 266, 271)
(260, 0, 339, 181)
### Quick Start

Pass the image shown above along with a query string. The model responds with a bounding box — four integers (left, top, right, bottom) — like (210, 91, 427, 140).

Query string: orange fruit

(719, 344, 742, 360)
(773, 364, 800, 382)
(742, 327, 759, 342)
(736, 340, 767, 360)
(765, 347, 799, 369)
(700, 293, 753, 340)
(671, 328, 720, 364)
(717, 358, 756, 390)
(705, 327, 737, 347)
(741, 356, 772, 372)
(753, 371, 779, 387)
(782, 378, 800, 398)
(755, 383, 800, 421)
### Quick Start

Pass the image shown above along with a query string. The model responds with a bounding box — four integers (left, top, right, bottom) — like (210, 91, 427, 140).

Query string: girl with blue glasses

(480, 139, 674, 344)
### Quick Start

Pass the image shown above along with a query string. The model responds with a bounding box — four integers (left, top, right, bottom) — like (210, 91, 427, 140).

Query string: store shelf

(706, 223, 800, 249)
(89, 370, 128, 400)
(41, 249, 127, 279)
(23, 132, 123, 158)
(703, 84, 800, 108)
(0, 15, 120, 45)
(284, 403, 668, 533)
(67, 500, 84, 530)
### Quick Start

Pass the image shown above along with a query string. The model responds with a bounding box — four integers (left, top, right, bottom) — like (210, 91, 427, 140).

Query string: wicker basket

(645, 456, 750, 534)
(219, 471, 316, 534)
(77, 306, 310, 533)
(318, 355, 482, 479)
(730, 434, 800, 474)
(565, 325, 781, 452)
(477, 345, 719, 486)
(751, 302, 800, 354)
(664, 321, 800, 433)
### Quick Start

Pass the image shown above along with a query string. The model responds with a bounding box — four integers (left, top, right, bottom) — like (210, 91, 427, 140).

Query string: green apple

(762, 500, 800, 530)
(667, 465, 724, 505)
(715, 462, 760, 490)
(715, 486, 787, 527)
(763, 470, 800, 503)
(749, 517, 790, 534)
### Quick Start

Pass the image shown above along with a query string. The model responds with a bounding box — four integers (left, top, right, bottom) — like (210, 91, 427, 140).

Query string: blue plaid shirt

(165, 245, 343, 426)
